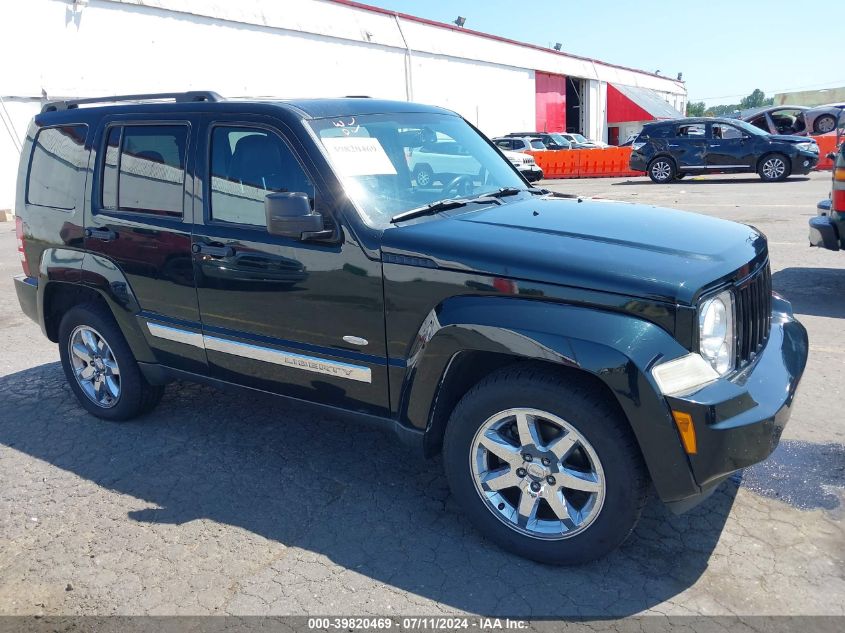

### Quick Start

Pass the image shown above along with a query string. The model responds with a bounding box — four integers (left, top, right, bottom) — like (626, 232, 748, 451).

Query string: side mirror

(265, 192, 328, 240)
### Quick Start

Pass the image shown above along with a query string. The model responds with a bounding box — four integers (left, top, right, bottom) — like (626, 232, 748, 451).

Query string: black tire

(58, 303, 164, 421)
(757, 153, 791, 182)
(413, 164, 434, 187)
(647, 157, 676, 183)
(814, 114, 836, 135)
(442, 364, 648, 565)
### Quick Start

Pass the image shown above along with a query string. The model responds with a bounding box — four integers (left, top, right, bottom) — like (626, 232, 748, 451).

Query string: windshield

(570, 134, 589, 144)
(730, 119, 770, 137)
(548, 133, 568, 145)
(308, 112, 525, 228)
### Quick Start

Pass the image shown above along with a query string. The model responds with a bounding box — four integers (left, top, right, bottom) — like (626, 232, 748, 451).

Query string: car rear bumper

(14, 274, 39, 324)
(629, 153, 648, 172)
(662, 294, 808, 512)
(809, 201, 843, 251)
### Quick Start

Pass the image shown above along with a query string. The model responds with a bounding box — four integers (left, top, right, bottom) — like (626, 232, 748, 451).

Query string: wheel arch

(400, 295, 701, 504)
(37, 248, 156, 363)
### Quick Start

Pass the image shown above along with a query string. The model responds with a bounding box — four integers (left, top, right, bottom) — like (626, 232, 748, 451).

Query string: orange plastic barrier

(527, 147, 643, 179)
(815, 133, 840, 170)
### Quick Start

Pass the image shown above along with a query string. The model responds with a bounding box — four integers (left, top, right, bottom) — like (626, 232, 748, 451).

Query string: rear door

(670, 122, 707, 170)
(86, 116, 206, 373)
(190, 113, 389, 414)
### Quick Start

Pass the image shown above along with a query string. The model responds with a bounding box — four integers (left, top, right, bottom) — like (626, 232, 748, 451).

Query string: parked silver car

(742, 104, 845, 136)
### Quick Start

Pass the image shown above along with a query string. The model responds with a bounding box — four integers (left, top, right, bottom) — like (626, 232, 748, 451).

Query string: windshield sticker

(322, 137, 397, 176)
(331, 117, 361, 136)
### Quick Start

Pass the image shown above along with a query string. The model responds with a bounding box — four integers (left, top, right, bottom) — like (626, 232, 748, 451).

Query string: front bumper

(792, 151, 819, 174)
(518, 165, 544, 182)
(662, 294, 808, 511)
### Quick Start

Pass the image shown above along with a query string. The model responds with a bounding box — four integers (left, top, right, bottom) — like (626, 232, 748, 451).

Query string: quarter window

(100, 125, 188, 216)
(209, 126, 315, 227)
(27, 125, 89, 210)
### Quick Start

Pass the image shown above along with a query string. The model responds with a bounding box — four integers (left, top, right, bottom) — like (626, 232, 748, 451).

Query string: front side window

(101, 124, 188, 216)
(309, 112, 524, 228)
(27, 125, 89, 210)
(210, 126, 315, 227)
(530, 139, 546, 150)
(712, 123, 744, 140)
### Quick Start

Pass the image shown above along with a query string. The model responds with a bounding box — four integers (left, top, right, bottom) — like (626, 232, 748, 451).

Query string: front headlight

(796, 142, 818, 153)
(698, 289, 735, 375)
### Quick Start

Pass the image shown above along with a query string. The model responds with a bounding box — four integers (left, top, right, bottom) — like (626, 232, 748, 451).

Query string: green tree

(740, 88, 767, 110)
(686, 101, 706, 117)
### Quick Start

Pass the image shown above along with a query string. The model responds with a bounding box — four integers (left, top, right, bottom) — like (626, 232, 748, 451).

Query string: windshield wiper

(389, 198, 473, 223)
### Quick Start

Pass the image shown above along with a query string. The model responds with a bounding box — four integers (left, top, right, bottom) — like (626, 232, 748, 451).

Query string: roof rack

(41, 91, 223, 113)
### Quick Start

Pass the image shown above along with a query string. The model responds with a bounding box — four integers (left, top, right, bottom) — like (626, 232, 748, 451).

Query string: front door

(86, 117, 206, 373)
(705, 122, 756, 170)
(670, 122, 707, 170)
(191, 115, 389, 414)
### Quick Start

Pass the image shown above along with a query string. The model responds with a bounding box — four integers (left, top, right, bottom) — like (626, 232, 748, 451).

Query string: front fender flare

(400, 295, 700, 503)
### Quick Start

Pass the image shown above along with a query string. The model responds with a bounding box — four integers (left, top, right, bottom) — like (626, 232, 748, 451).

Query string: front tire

(58, 303, 164, 421)
(647, 157, 676, 183)
(758, 153, 790, 182)
(413, 164, 434, 187)
(443, 365, 648, 564)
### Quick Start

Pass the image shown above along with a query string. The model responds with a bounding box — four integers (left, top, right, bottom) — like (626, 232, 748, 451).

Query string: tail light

(834, 167, 845, 213)
(15, 216, 31, 277)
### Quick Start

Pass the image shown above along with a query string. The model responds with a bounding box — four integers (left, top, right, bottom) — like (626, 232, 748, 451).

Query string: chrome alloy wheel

(470, 408, 605, 539)
(762, 157, 786, 180)
(68, 325, 121, 408)
(651, 160, 672, 181)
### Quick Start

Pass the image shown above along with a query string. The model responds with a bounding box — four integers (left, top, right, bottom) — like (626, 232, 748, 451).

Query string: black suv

(630, 117, 820, 183)
(14, 92, 808, 564)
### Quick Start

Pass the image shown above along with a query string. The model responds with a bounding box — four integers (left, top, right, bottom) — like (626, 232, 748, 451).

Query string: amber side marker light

(834, 167, 845, 182)
(672, 411, 697, 454)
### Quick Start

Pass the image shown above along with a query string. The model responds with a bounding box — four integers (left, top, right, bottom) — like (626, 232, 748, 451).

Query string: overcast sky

(366, 0, 843, 106)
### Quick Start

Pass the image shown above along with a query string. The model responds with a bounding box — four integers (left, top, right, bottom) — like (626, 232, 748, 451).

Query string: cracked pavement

(1, 172, 843, 617)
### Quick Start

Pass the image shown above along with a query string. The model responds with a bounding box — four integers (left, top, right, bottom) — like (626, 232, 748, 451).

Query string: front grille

(734, 262, 772, 366)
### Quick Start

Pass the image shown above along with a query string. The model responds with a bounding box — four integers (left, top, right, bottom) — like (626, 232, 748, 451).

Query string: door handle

(192, 242, 234, 258)
(85, 227, 118, 241)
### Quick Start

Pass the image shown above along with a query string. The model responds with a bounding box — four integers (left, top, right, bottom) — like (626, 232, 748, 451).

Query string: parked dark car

(14, 93, 808, 564)
(809, 113, 845, 250)
(630, 117, 820, 183)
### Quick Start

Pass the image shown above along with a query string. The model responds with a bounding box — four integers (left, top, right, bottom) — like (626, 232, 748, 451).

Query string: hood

(381, 196, 768, 305)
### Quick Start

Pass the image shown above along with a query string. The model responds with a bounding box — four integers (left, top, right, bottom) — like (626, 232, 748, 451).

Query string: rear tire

(442, 365, 648, 564)
(814, 114, 836, 135)
(58, 303, 164, 421)
(758, 153, 790, 182)
(647, 157, 676, 183)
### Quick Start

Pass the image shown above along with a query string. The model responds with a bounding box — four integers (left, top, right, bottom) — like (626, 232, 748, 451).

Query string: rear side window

(530, 140, 546, 150)
(27, 125, 89, 210)
(640, 125, 670, 139)
(209, 126, 315, 227)
(100, 124, 188, 217)
(677, 123, 706, 138)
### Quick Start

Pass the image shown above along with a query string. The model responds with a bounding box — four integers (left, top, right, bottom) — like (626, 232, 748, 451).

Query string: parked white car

(501, 149, 544, 182)
(407, 140, 481, 187)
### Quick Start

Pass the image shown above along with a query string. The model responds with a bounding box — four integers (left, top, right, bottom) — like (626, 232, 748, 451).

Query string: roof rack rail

(41, 91, 223, 113)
